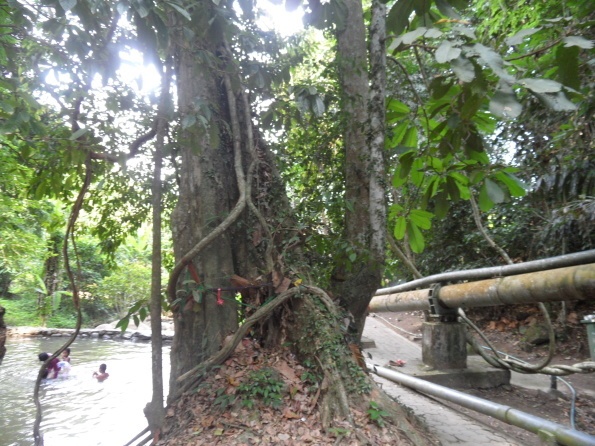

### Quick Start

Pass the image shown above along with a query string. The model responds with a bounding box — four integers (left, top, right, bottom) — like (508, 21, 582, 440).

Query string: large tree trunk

(169, 29, 240, 398)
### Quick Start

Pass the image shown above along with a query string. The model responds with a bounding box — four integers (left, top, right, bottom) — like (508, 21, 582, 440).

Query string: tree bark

(0, 305, 6, 366)
(332, 0, 386, 339)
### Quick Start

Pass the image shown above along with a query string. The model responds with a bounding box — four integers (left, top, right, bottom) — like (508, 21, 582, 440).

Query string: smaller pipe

(367, 363, 595, 446)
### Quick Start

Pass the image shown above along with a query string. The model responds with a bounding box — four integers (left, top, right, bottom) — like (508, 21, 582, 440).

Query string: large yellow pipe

(369, 264, 595, 313)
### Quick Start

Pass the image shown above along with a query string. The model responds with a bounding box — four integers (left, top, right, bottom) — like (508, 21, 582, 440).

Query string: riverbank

(6, 318, 175, 342)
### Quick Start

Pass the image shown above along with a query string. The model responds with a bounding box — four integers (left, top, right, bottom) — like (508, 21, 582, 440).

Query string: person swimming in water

(60, 347, 71, 364)
(38, 352, 61, 379)
(57, 347, 72, 376)
(92, 363, 109, 382)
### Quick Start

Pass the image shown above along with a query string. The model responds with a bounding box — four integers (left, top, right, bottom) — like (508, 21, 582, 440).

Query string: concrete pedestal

(422, 321, 467, 369)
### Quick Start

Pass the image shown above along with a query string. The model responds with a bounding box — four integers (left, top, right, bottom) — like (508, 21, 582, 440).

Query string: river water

(0, 336, 170, 446)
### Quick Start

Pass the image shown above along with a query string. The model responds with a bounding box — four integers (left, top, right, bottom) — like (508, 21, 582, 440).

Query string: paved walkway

(363, 315, 523, 445)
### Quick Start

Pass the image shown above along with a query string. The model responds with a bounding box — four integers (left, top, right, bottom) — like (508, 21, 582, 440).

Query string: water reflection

(0, 337, 170, 446)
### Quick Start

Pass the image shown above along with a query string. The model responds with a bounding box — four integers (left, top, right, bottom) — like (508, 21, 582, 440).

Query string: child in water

(93, 363, 109, 382)
(60, 347, 71, 364)
(57, 347, 72, 376)
(38, 352, 61, 379)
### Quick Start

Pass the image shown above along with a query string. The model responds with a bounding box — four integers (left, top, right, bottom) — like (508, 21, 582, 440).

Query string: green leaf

(410, 209, 433, 230)
(394, 216, 407, 239)
(562, 36, 594, 49)
(401, 27, 428, 45)
(519, 78, 562, 94)
(495, 172, 527, 197)
(386, 99, 411, 122)
(116, 316, 130, 332)
(402, 125, 418, 148)
(434, 191, 450, 218)
(450, 56, 475, 82)
(471, 43, 514, 83)
(166, 1, 192, 20)
(392, 151, 415, 187)
(485, 178, 505, 203)
(407, 222, 425, 253)
(388, 120, 409, 147)
(489, 86, 522, 119)
(534, 92, 576, 112)
(505, 27, 541, 46)
(348, 252, 357, 262)
(435, 40, 461, 63)
(386, 0, 416, 36)
(478, 184, 494, 211)
(555, 45, 580, 90)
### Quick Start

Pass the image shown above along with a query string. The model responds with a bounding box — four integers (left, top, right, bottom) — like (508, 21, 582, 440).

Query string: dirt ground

(374, 305, 595, 445)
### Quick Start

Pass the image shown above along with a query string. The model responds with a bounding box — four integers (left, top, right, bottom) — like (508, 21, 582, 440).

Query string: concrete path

(363, 315, 523, 445)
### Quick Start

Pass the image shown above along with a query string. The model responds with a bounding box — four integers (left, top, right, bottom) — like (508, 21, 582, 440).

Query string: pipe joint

(428, 284, 458, 322)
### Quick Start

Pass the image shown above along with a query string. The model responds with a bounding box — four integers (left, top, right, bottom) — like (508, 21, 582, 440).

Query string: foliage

(0, 296, 41, 326)
(367, 401, 390, 428)
(237, 367, 286, 408)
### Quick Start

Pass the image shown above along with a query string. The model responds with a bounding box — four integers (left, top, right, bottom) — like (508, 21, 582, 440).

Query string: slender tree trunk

(0, 305, 6, 365)
(144, 61, 170, 434)
(332, 0, 386, 339)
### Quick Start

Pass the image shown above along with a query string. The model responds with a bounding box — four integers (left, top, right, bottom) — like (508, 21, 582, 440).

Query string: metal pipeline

(369, 263, 595, 313)
(376, 250, 595, 296)
(366, 362, 595, 446)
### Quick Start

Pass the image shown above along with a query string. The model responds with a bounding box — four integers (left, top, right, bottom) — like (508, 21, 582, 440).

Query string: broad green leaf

(387, 99, 411, 115)
(401, 27, 428, 45)
(435, 40, 461, 63)
(388, 120, 409, 147)
(489, 87, 522, 119)
(471, 44, 513, 82)
(166, 1, 192, 20)
(519, 78, 562, 94)
(407, 221, 425, 253)
(562, 36, 594, 49)
(435, 0, 461, 19)
(495, 172, 527, 197)
(410, 158, 425, 186)
(386, 0, 416, 36)
(450, 56, 475, 82)
(392, 151, 415, 187)
(556, 45, 580, 90)
(425, 28, 443, 38)
(468, 150, 489, 164)
(478, 184, 494, 211)
(448, 171, 468, 185)
(505, 27, 541, 46)
(433, 191, 450, 218)
(348, 253, 357, 262)
(410, 209, 433, 230)
(402, 125, 418, 148)
(535, 92, 576, 112)
(394, 216, 407, 239)
(485, 178, 505, 203)
(429, 76, 452, 100)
